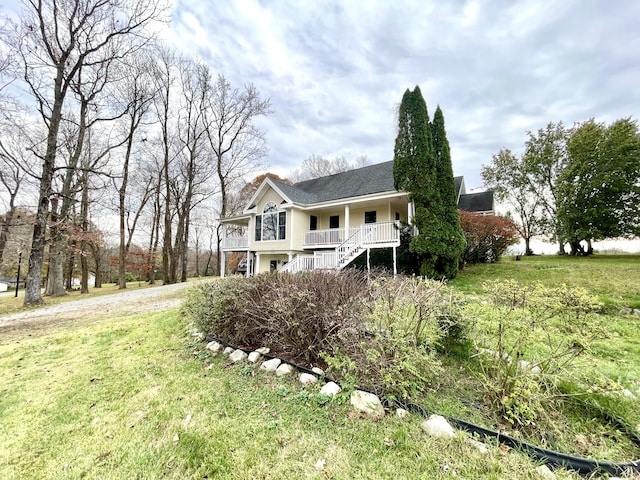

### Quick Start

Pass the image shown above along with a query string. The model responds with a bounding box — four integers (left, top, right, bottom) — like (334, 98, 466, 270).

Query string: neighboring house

(70, 273, 96, 290)
(0, 276, 25, 292)
(219, 160, 494, 276)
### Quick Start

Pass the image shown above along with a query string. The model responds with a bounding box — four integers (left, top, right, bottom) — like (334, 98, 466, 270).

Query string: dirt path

(0, 282, 198, 339)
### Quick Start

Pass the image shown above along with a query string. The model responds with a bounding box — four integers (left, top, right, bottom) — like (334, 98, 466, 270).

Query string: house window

(278, 212, 286, 240)
(329, 215, 339, 229)
(310, 215, 318, 231)
(364, 211, 377, 224)
(255, 202, 286, 241)
(395, 212, 400, 221)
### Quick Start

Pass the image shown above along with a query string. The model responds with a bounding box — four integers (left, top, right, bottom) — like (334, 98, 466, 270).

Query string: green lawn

(1, 256, 639, 478)
(453, 254, 640, 310)
(1, 308, 586, 479)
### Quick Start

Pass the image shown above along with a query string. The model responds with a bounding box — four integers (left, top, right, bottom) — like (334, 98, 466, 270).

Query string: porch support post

(255, 253, 261, 275)
(366, 248, 370, 273)
(344, 204, 350, 241)
(220, 250, 226, 278)
(393, 246, 397, 277)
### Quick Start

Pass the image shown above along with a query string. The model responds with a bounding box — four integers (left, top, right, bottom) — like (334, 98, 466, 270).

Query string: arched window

(255, 202, 286, 241)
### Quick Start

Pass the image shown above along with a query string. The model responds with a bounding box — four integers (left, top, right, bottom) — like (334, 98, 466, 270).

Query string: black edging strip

(202, 334, 640, 476)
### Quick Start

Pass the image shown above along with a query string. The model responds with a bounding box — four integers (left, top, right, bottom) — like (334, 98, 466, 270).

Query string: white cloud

(167, 0, 640, 187)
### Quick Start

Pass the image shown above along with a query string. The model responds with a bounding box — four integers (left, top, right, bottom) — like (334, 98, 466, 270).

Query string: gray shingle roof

(271, 179, 320, 204)
(458, 191, 495, 212)
(291, 160, 396, 203)
(265, 161, 491, 211)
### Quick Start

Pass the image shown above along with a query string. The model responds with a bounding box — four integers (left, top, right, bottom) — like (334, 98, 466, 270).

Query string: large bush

(323, 276, 466, 400)
(459, 212, 519, 266)
(183, 271, 369, 364)
(183, 272, 465, 401)
(468, 280, 603, 427)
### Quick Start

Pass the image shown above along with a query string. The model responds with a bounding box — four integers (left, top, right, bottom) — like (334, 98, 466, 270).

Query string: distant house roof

(247, 160, 492, 212)
(458, 191, 495, 213)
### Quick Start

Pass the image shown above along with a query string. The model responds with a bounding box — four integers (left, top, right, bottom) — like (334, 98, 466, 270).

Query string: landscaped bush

(183, 270, 370, 364)
(183, 272, 465, 401)
(323, 276, 464, 401)
(459, 212, 519, 266)
(467, 280, 603, 428)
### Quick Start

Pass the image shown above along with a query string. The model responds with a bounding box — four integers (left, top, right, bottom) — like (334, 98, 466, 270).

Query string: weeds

(468, 280, 603, 428)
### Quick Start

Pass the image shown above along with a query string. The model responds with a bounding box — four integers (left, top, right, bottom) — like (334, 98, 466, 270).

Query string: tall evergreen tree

(393, 86, 459, 278)
(431, 106, 466, 278)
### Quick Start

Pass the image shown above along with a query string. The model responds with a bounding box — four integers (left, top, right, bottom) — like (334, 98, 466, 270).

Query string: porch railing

(279, 254, 314, 273)
(304, 221, 400, 247)
(222, 235, 249, 249)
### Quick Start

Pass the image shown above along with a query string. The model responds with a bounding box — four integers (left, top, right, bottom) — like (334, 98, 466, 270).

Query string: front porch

(303, 221, 400, 248)
(221, 221, 401, 251)
(280, 221, 401, 274)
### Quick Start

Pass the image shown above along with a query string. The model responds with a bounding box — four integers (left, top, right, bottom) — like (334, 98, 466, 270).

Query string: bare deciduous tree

(5, 0, 165, 305)
(289, 154, 371, 182)
(204, 75, 270, 273)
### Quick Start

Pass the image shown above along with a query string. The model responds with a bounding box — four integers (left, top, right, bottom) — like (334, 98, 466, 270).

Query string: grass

(1, 256, 639, 478)
(453, 253, 640, 310)
(446, 254, 640, 463)
(1, 308, 585, 479)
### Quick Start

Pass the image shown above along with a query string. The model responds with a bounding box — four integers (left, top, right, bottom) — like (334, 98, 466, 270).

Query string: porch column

(393, 246, 397, 277)
(255, 253, 261, 275)
(344, 204, 350, 240)
(220, 251, 226, 278)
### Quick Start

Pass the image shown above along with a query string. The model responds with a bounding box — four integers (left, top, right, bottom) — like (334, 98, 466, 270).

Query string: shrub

(182, 276, 247, 341)
(323, 277, 464, 401)
(467, 280, 603, 428)
(459, 212, 519, 266)
(183, 271, 370, 364)
(184, 272, 467, 402)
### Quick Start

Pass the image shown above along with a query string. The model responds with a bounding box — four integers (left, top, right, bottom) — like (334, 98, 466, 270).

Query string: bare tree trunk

(66, 238, 76, 290)
(80, 173, 90, 294)
(25, 87, 64, 305)
(194, 235, 200, 277)
(524, 237, 533, 256)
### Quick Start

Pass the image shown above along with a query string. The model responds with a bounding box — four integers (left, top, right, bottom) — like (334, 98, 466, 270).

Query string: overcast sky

(165, 0, 640, 190)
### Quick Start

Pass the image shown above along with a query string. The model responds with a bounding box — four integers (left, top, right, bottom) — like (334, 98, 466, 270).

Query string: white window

(255, 202, 286, 241)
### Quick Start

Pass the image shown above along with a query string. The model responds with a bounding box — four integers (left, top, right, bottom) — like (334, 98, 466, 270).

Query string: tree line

(483, 119, 640, 255)
(0, 0, 270, 305)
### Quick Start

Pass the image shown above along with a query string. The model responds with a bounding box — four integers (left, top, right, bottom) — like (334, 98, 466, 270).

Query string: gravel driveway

(0, 281, 199, 339)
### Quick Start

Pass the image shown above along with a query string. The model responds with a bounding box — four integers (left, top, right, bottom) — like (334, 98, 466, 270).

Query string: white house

(219, 161, 494, 276)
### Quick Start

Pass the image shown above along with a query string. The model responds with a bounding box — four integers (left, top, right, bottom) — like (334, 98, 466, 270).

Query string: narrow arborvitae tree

(393, 86, 444, 278)
(431, 106, 465, 278)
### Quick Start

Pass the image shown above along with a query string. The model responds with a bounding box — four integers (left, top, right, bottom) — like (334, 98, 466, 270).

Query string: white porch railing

(279, 254, 314, 273)
(281, 222, 401, 274)
(314, 251, 338, 269)
(222, 235, 249, 249)
(304, 221, 399, 247)
(304, 229, 344, 246)
(361, 221, 400, 245)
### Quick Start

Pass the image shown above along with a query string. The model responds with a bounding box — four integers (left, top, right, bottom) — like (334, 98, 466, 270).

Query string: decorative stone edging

(192, 327, 640, 477)
(200, 337, 516, 473)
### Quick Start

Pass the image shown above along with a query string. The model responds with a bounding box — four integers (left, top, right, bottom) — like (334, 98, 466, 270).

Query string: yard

(0, 255, 638, 479)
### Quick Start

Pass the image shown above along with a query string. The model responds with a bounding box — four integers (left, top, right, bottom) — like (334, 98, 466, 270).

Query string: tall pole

(15, 251, 22, 298)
